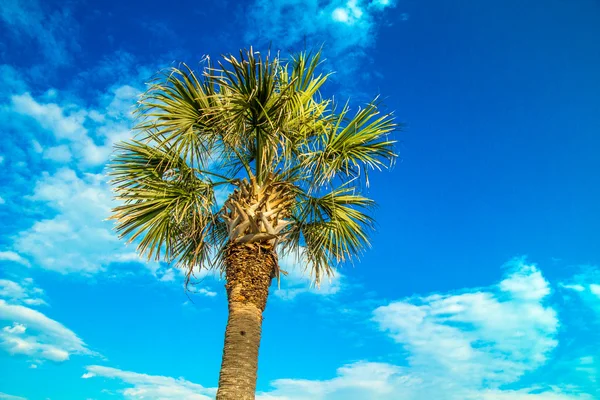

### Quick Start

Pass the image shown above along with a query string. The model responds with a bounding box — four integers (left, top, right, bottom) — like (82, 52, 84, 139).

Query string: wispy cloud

(561, 266, 600, 312)
(257, 361, 409, 399)
(0, 278, 47, 307)
(245, 0, 399, 83)
(0, 299, 95, 363)
(0, 392, 27, 400)
(1, 77, 160, 277)
(0, 251, 30, 267)
(0, 0, 79, 66)
(82, 365, 216, 400)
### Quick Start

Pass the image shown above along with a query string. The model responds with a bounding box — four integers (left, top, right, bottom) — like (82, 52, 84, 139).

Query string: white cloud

(331, 0, 365, 25)
(0, 251, 30, 266)
(83, 365, 216, 400)
(560, 267, 600, 311)
(159, 268, 176, 282)
(370, 0, 395, 10)
(257, 361, 590, 400)
(0, 278, 47, 306)
(10, 85, 138, 167)
(258, 361, 410, 400)
(10, 168, 166, 277)
(246, 0, 397, 80)
(331, 8, 350, 23)
(78, 257, 596, 400)
(255, 260, 596, 400)
(0, 196, 5, 205)
(4, 85, 217, 287)
(2, 79, 196, 282)
(561, 284, 585, 292)
(373, 260, 558, 391)
(11, 93, 87, 141)
(499, 262, 551, 300)
(4, 323, 27, 334)
(0, 299, 95, 362)
(14, 168, 120, 274)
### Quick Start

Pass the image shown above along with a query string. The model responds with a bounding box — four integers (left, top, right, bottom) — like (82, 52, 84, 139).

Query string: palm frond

(304, 99, 397, 188)
(109, 140, 219, 268)
(284, 186, 375, 284)
(135, 64, 221, 169)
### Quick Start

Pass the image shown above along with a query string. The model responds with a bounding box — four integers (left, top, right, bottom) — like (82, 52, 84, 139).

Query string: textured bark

(216, 242, 277, 400)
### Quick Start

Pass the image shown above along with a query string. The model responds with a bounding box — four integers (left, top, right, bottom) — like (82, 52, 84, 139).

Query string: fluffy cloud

(373, 260, 559, 392)
(255, 260, 595, 399)
(4, 83, 180, 280)
(82, 365, 216, 400)
(0, 299, 95, 362)
(10, 85, 137, 167)
(11, 165, 183, 280)
(13, 168, 121, 274)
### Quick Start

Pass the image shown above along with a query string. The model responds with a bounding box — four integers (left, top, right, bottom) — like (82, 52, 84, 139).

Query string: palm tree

(109, 48, 397, 400)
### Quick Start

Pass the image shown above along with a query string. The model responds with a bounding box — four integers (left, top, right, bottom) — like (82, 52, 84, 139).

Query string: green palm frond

(136, 64, 221, 169)
(304, 99, 397, 188)
(108, 47, 398, 285)
(109, 140, 219, 267)
(284, 186, 375, 284)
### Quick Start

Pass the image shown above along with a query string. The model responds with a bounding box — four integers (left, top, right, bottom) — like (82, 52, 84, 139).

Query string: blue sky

(0, 0, 599, 398)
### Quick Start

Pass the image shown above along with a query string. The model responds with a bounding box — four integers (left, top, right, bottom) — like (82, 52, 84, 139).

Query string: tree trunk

(216, 242, 277, 400)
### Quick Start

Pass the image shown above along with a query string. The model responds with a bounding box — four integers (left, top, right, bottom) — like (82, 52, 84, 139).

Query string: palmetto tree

(109, 48, 396, 400)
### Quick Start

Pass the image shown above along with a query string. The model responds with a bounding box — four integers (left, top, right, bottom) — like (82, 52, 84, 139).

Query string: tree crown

(109, 48, 398, 284)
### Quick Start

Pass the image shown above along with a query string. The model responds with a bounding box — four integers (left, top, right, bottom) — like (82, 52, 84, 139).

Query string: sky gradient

(0, 0, 599, 399)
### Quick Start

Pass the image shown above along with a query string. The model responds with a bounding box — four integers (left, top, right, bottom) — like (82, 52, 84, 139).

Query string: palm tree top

(109, 48, 398, 285)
